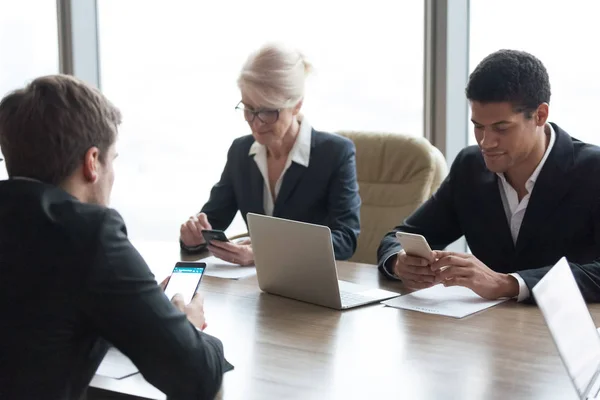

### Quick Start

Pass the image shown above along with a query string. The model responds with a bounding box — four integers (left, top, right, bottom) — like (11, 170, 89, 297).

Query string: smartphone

(163, 262, 206, 304)
(201, 229, 230, 243)
(395, 232, 434, 261)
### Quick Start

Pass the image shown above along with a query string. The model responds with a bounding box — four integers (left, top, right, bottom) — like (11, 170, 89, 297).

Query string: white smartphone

(163, 262, 206, 304)
(395, 232, 433, 261)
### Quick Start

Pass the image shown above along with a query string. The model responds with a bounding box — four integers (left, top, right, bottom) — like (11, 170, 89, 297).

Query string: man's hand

(431, 251, 519, 300)
(208, 238, 253, 266)
(171, 293, 208, 331)
(180, 213, 212, 247)
(392, 250, 437, 290)
(159, 276, 170, 291)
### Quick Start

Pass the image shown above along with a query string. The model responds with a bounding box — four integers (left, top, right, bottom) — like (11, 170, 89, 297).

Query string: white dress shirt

(499, 124, 556, 301)
(248, 116, 312, 216)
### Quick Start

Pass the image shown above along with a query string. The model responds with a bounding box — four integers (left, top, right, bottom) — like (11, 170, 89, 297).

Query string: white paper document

(382, 284, 508, 318)
(203, 256, 257, 279)
(96, 348, 139, 379)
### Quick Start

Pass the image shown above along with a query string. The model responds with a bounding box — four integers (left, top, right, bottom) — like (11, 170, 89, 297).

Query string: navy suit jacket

(188, 129, 361, 260)
(378, 123, 600, 302)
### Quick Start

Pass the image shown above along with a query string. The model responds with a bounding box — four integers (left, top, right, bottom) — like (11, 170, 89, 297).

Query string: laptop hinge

(584, 365, 600, 399)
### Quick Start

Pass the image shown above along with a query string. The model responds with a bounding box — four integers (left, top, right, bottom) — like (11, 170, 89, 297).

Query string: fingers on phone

(403, 255, 429, 266)
(171, 294, 186, 311)
(197, 213, 211, 230)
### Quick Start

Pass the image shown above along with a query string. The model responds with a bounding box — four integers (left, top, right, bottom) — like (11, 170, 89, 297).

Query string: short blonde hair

(238, 43, 312, 109)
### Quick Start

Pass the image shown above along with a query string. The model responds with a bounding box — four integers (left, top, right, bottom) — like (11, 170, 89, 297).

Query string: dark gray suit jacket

(378, 123, 600, 303)
(0, 180, 226, 400)
(185, 129, 361, 260)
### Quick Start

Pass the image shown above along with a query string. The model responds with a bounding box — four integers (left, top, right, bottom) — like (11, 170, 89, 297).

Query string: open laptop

(532, 257, 600, 400)
(247, 213, 400, 310)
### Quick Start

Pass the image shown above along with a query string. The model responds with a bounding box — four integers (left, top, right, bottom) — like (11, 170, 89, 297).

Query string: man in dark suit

(0, 75, 227, 399)
(378, 50, 600, 302)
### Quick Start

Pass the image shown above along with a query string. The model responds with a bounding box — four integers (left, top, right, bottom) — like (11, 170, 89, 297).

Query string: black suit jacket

(0, 180, 226, 400)
(378, 123, 600, 302)
(185, 129, 361, 260)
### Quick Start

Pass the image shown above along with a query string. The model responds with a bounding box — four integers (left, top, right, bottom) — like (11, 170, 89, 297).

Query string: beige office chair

(337, 131, 448, 265)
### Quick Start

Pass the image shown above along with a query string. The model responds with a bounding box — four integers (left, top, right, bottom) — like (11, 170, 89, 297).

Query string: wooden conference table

(88, 241, 598, 400)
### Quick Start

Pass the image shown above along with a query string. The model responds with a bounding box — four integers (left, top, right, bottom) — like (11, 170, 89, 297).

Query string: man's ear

(535, 103, 549, 127)
(82, 147, 100, 183)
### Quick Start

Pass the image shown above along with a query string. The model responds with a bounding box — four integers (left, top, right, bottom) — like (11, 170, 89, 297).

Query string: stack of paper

(382, 284, 508, 318)
(202, 256, 257, 280)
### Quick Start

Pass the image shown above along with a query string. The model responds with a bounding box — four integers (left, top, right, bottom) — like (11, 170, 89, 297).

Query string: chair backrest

(337, 131, 448, 264)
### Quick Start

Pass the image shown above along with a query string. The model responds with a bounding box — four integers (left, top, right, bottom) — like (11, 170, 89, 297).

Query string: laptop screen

(533, 257, 600, 398)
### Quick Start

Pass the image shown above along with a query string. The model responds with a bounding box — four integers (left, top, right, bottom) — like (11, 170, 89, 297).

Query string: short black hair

(466, 49, 551, 117)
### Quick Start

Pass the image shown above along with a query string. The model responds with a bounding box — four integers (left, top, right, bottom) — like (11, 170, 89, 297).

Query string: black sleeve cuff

(380, 252, 401, 281)
(179, 239, 207, 254)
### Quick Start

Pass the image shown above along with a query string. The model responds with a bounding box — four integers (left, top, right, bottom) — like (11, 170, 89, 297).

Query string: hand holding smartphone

(201, 229, 229, 244)
(393, 232, 438, 288)
(395, 232, 434, 262)
(163, 262, 206, 304)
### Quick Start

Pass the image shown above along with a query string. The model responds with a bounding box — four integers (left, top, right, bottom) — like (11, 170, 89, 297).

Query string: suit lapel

(248, 155, 265, 214)
(515, 124, 574, 252)
(477, 168, 515, 252)
(272, 127, 315, 217)
(273, 162, 306, 216)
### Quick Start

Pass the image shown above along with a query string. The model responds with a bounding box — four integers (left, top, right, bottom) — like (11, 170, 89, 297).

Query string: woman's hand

(208, 238, 254, 266)
(180, 212, 212, 247)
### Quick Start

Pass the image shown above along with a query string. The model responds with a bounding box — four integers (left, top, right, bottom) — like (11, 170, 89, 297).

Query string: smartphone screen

(164, 262, 206, 304)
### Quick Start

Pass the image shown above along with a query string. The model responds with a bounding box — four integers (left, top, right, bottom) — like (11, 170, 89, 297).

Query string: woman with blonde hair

(180, 43, 361, 264)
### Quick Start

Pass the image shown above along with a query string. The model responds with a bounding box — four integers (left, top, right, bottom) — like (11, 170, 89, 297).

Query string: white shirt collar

(497, 123, 556, 191)
(248, 115, 312, 167)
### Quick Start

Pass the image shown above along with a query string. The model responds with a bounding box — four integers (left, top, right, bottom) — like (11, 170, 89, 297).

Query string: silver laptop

(533, 257, 600, 400)
(247, 213, 400, 310)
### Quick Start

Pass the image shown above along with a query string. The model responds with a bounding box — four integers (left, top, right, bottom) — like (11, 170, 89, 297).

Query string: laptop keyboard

(340, 291, 374, 306)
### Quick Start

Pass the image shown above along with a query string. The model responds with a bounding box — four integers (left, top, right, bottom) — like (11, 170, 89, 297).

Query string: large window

(0, 0, 59, 180)
(98, 0, 424, 241)
(469, 0, 600, 146)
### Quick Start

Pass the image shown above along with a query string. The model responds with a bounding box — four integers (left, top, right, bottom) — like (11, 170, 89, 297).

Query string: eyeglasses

(235, 101, 280, 124)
